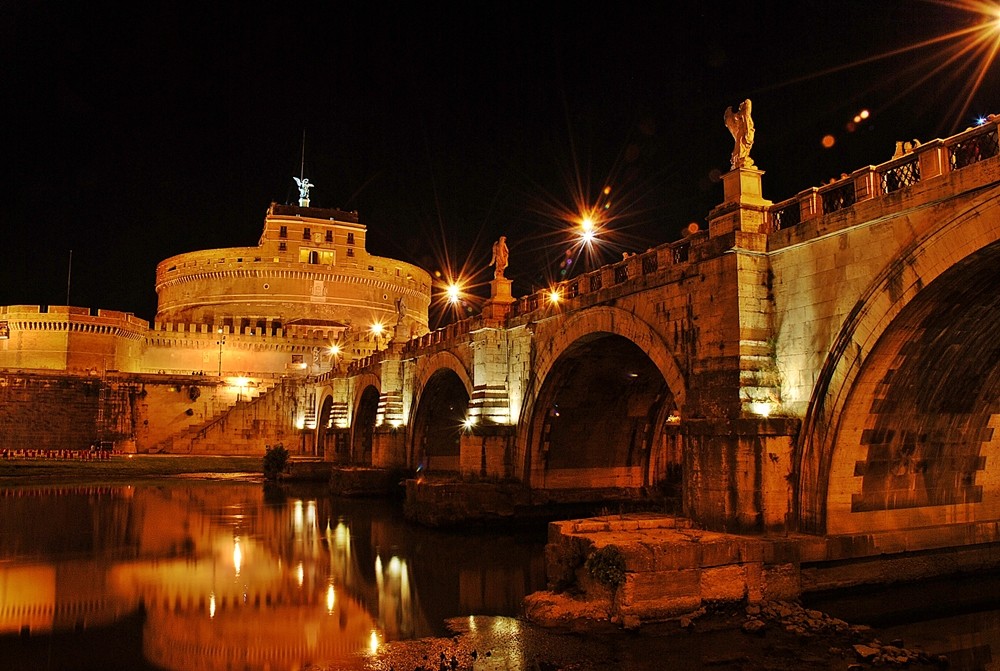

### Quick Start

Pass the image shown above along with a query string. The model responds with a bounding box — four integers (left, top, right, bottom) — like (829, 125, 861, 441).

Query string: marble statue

(490, 236, 509, 279)
(724, 99, 755, 170)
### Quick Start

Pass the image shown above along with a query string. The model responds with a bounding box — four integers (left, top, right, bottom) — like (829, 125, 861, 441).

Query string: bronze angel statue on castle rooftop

(724, 99, 755, 170)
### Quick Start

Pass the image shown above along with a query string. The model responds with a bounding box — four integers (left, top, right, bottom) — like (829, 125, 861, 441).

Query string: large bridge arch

(350, 372, 381, 466)
(519, 307, 685, 490)
(408, 352, 474, 472)
(797, 190, 1000, 533)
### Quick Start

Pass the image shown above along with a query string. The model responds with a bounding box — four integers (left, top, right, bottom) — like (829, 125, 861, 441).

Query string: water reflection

(0, 481, 546, 670)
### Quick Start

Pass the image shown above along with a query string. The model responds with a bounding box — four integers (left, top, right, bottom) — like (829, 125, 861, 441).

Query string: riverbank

(0, 454, 264, 484)
(351, 602, 950, 671)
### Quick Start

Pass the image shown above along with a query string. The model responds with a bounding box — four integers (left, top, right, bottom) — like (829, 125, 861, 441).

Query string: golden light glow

(233, 536, 242, 577)
(368, 630, 380, 654)
(326, 583, 336, 613)
(446, 282, 462, 304)
(750, 401, 774, 418)
(369, 322, 384, 336)
(548, 288, 562, 304)
(296, 561, 304, 587)
(209, 592, 216, 619)
(328, 344, 341, 356)
(760, 2, 1000, 133)
(463, 416, 477, 430)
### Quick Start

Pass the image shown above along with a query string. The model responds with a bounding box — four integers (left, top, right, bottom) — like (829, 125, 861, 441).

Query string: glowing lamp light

(463, 416, 477, 430)
(328, 344, 341, 356)
(581, 216, 595, 233)
(749, 401, 774, 418)
(446, 283, 462, 304)
(370, 322, 384, 336)
(368, 631, 380, 655)
(326, 584, 336, 613)
(548, 289, 561, 304)
(209, 592, 216, 619)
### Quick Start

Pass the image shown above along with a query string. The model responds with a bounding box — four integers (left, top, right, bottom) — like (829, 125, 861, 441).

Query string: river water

(0, 477, 996, 670)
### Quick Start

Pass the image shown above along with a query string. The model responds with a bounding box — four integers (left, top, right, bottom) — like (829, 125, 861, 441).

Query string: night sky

(3, 1, 997, 324)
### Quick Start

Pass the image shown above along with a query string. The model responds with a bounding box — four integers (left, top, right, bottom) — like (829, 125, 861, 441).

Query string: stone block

(700, 564, 747, 601)
(621, 569, 701, 605)
(762, 563, 802, 600)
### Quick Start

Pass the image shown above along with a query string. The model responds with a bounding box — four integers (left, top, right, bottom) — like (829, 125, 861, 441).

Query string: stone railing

(769, 118, 1000, 232)
(509, 235, 697, 319)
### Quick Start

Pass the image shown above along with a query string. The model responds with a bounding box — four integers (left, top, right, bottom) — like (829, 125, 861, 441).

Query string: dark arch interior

(534, 334, 673, 484)
(352, 386, 380, 465)
(843, 241, 1000, 514)
(411, 370, 469, 472)
(317, 396, 334, 459)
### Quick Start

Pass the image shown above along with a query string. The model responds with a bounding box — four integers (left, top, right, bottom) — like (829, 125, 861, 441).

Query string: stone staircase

(149, 381, 290, 454)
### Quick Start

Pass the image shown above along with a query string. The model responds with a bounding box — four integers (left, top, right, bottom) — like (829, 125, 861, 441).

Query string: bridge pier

(683, 417, 799, 533)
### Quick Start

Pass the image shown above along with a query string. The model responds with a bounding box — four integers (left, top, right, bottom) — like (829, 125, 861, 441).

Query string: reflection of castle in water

(0, 482, 543, 670)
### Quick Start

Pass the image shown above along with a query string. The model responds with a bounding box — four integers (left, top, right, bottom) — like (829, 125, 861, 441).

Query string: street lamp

(217, 328, 226, 376)
(328, 344, 341, 371)
(370, 322, 385, 352)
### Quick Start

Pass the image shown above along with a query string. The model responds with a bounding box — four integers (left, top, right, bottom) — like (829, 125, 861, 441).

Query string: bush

(585, 544, 627, 590)
(263, 444, 290, 481)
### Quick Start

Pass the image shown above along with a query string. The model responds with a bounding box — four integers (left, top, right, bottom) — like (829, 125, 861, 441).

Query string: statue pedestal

(708, 167, 772, 237)
(482, 277, 515, 322)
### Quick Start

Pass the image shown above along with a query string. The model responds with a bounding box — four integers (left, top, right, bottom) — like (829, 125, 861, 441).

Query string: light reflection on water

(0, 480, 546, 670)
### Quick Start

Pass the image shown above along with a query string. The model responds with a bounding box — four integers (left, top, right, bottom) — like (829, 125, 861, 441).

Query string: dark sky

(3, 1, 997, 324)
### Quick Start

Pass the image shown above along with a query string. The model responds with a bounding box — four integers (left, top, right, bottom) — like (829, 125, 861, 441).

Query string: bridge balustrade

(878, 154, 921, 194)
(613, 263, 629, 284)
(767, 119, 1000, 233)
(771, 199, 802, 230)
(947, 124, 999, 171)
(819, 179, 857, 213)
(641, 251, 658, 274)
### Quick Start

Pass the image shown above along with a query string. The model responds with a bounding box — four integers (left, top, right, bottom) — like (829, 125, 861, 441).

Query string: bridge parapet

(508, 235, 700, 321)
(770, 118, 1000, 233)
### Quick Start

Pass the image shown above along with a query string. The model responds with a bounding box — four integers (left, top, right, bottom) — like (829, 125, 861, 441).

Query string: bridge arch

(519, 307, 685, 491)
(409, 352, 474, 472)
(798, 190, 1000, 533)
(350, 372, 381, 466)
(316, 393, 335, 459)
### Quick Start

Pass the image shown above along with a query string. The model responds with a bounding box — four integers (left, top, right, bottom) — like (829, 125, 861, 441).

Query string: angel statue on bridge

(724, 99, 756, 171)
(490, 235, 509, 279)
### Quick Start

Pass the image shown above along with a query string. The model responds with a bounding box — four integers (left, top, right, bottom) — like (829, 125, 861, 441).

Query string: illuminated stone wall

(154, 204, 432, 357)
(0, 305, 147, 373)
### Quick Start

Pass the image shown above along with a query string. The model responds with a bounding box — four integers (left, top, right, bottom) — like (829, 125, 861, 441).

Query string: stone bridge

(311, 119, 1000, 558)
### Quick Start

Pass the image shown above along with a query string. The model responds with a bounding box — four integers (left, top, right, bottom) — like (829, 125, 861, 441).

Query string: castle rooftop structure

(154, 202, 432, 364)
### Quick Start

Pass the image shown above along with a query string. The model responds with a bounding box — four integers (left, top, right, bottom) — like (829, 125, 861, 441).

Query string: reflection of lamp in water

(233, 537, 242, 577)
(297, 561, 304, 587)
(306, 500, 316, 529)
(210, 592, 216, 619)
(369, 630, 380, 654)
(326, 583, 336, 613)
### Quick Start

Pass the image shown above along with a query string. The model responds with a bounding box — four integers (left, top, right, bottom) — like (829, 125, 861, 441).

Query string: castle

(0, 199, 432, 455)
